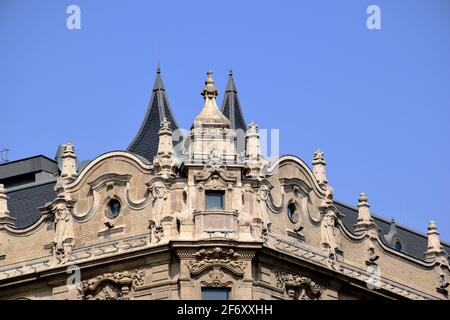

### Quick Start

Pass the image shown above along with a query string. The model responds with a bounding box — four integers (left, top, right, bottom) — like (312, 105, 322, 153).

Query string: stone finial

(244, 122, 266, 177)
(201, 70, 218, 99)
(193, 71, 230, 128)
(354, 193, 375, 234)
(154, 118, 176, 177)
(0, 184, 15, 226)
(312, 149, 328, 187)
(160, 117, 171, 132)
(357, 193, 373, 222)
(60, 142, 78, 181)
(426, 221, 443, 254)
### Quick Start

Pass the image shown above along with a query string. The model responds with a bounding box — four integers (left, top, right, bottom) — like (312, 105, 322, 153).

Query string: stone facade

(0, 70, 449, 300)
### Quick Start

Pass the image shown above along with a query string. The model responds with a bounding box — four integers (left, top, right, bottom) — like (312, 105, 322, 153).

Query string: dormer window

(205, 190, 224, 210)
(395, 241, 402, 252)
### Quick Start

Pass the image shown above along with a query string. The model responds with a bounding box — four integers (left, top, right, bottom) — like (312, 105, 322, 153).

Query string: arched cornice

(265, 155, 327, 199)
(66, 151, 154, 192)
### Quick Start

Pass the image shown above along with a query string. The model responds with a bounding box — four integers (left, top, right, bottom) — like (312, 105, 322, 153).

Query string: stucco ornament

(186, 247, 246, 276)
(149, 181, 167, 243)
(78, 269, 145, 300)
(200, 268, 233, 287)
(276, 272, 323, 300)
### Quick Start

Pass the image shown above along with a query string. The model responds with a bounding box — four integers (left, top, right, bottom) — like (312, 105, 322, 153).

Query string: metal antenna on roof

(157, 40, 161, 70)
(0, 148, 9, 163)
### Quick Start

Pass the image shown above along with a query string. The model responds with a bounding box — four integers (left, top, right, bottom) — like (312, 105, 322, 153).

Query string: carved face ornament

(258, 185, 269, 201)
(325, 211, 336, 226)
(54, 203, 70, 221)
(152, 182, 166, 199)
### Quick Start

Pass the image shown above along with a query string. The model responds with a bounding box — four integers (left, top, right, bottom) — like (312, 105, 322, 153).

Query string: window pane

(202, 288, 230, 300)
(205, 191, 224, 210)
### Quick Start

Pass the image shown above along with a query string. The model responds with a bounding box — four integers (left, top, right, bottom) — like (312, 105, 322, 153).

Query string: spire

(193, 71, 230, 128)
(153, 64, 165, 91)
(128, 66, 179, 162)
(221, 70, 247, 132)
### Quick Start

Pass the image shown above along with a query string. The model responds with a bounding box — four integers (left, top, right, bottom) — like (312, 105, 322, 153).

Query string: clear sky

(1, 0, 449, 241)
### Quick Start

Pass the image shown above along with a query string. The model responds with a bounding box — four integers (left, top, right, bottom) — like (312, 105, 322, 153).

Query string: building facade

(0, 69, 449, 300)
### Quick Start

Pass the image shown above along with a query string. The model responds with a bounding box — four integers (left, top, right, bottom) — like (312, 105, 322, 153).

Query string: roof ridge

(334, 199, 450, 247)
(0, 154, 56, 167)
(5, 178, 57, 193)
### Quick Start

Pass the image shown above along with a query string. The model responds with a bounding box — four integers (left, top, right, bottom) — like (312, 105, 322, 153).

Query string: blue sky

(1, 0, 449, 241)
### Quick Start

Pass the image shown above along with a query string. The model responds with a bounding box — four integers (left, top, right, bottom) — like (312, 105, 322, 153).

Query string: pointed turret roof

(127, 67, 179, 161)
(221, 70, 247, 132)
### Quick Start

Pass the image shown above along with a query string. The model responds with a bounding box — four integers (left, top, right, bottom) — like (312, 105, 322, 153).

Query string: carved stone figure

(312, 149, 327, 187)
(186, 247, 246, 276)
(276, 271, 322, 300)
(149, 181, 167, 243)
(321, 210, 339, 260)
(152, 181, 167, 223)
(60, 142, 78, 181)
(52, 201, 74, 264)
(257, 185, 271, 231)
(367, 234, 380, 265)
(438, 269, 449, 293)
(209, 144, 222, 164)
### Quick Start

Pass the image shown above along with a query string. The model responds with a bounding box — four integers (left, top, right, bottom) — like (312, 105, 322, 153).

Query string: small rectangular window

(205, 190, 224, 210)
(202, 287, 230, 300)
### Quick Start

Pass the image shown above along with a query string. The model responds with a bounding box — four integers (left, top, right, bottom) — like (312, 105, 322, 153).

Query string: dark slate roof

(0, 155, 58, 180)
(221, 70, 247, 133)
(127, 67, 179, 162)
(336, 201, 450, 260)
(6, 180, 57, 229)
